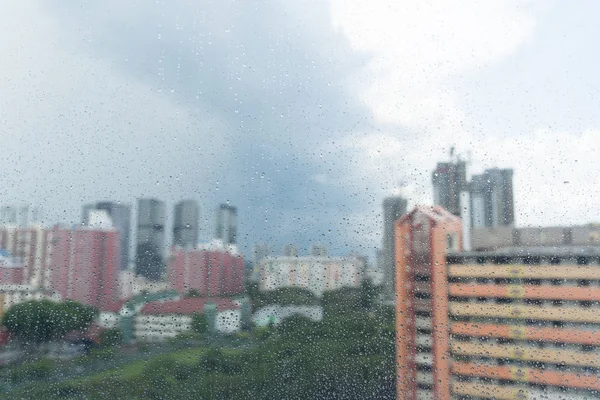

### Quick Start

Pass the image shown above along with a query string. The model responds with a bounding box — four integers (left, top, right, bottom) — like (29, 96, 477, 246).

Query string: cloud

(1, 0, 597, 261)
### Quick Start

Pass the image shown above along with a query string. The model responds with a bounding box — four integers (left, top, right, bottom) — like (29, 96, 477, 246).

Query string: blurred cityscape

(0, 151, 598, 399)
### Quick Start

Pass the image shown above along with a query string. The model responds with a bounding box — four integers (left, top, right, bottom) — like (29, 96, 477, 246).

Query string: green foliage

(8, 359, 55, 383)
(250, 287, 319, 310)
(98, 328, 123, 348)
(191, 312, 208, 334)
(9, 309, 396, 399)
(2, 300, 97, 345)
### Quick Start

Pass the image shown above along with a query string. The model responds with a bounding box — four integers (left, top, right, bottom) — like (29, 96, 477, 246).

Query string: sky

(0, 0, 599, 259)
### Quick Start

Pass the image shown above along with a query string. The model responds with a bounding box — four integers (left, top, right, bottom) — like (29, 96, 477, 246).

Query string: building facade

(445, 248, 600, 399)
(46, 225, 121, 311)
(0, 205, 41, 227)
(394, 206, 600, 399)
(216, 204, 237, 245)
(136, 198, 166, 280)
(259, 256, 365, 296)
(168, 241, 245, 297)
(0, 225, 49, 288)
(394, 206, 462, 400)
(173, 200, 199, 248)
(83, 201, 131, 270)
(471, 223, 600, 251)
(382, 196, 408, 302)
(135, 297, 241, 341)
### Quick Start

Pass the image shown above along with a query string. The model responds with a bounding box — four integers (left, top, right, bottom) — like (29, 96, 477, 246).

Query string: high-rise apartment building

(216, 204, 237, 245)
(46, 223, 121, 310)
(444, 249, 600, 399)
(395, 206, 600, 399)
(432, 160, 467, 217)
(173, 200, 199, 249)
(395, 206, 462, 400)
(136, 198, 166, 281)
(83, 201, 131, 270)
(168, 242, 245, 297)
(382, 196, 407, 303)
(470, 168, 514, 228)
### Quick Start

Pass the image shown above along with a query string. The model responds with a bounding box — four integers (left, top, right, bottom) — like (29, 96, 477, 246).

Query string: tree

(98, 328, 123, 347)
(2, 300, 97, 345)
(191, 313, 208, 335)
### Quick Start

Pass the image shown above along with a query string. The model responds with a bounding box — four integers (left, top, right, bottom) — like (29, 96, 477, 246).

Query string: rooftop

(449, 246, 600, 259)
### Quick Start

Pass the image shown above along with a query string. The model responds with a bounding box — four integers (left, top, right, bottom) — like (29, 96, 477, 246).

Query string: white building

(252, 305, 323, 327)
(134, 297, 241, 342)
(0, 284, 60, 313)
(259, 256, 365, 296)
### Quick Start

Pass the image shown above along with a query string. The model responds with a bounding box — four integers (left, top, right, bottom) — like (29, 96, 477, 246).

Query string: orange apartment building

(395, 206, 600, 399)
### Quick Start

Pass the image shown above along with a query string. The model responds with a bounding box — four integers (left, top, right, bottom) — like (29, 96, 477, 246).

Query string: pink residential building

(45, 224, 121, 310)
(168, 240, 244, 297)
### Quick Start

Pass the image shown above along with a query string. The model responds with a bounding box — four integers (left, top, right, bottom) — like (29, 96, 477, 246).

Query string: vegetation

(98, 329, 123, 348)
(9, 307, 395, 399)
(247, 284, 320, 310)
(191, 313, 208, 335)
(2, 300, 97, 345)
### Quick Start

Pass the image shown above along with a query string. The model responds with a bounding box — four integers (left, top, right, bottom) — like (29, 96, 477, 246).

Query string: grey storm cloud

(31, 0, 389, 256)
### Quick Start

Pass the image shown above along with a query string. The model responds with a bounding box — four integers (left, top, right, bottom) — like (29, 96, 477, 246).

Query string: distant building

(83, 201, 131, 270)
(135, 298, 242, 341)
(432, 160, 467, 217)
(309, 244, 328, 257)
(173, 200, 199, 249)
(0, 284, 59, 316)
(0, 205, 41, 227)
(382, 196, 407, 302)
(168, 240, 245, 297)
(471, 224, 600, 251)
(251, 243, 270, 282)
(259, 255, 365, 296)
(470, 168, 514, 228)
(136, 198, 166, 280)
(216, 204, 237, 245)
(282, 244, 298, 257)
(46, 223, 121, 311)
(0, 225, 49, 288)
(0, 250, 25, 285)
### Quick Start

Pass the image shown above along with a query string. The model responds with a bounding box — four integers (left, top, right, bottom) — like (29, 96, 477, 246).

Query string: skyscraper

(173, 200, 199, 249)
(382, 196, 407, 303)
(216, 204, 237, 245)
(470, 168, 514, 228)
(432, 160, 467, 217)
(83, 201, 131, 270)
(136, 198, 166, 281)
